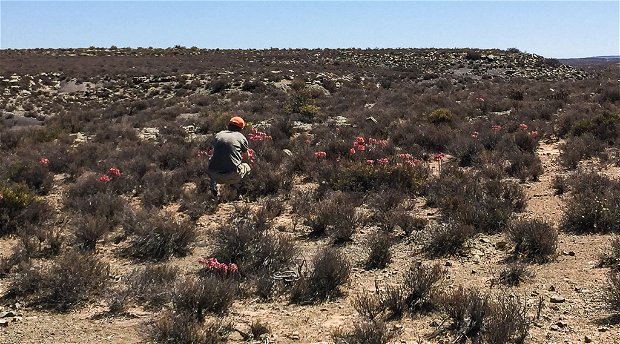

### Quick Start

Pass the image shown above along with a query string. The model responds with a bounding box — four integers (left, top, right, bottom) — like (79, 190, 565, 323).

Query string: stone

(282, 149, 293, 157)
(550, 324, 560, 331)
(0, 311, 16, 318)
(366, 116, 378, 123)
(445, 261, 452, 267)
(598, 326, 608, 332)
(0, 319, 8, 327)
(289, 331, 300, 340)
(480, 238, 491, 244)
(495, 241, 508, 250)
(585, 335, 593, 343)
(550, 295, 566, 303)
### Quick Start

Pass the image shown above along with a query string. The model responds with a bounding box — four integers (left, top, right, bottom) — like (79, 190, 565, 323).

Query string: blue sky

(1, 1, 618, 58)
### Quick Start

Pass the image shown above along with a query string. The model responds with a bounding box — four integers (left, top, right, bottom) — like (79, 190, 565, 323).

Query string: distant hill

(560, 55, 620, 66)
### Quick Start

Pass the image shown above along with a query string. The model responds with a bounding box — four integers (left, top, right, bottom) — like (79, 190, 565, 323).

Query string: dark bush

(3, 159, 53, 195)
(351, 291, 383, 321)
(507, 219, 557, 262)
(126, 264, 179, 310)
(146, 311, 231, 344)
(424, 221, 474, 257)
(365, 232, 392, 270)
(598, 237, 620, 269)
(0, 183, 50, 236)
(402, 262, 445, 312)
(497, 263, 533, 287)
(436, 287, 530, 344)
(379, 285, 407, 320)
(172, 275, 238, 319)
(559, 134, 604, 169)
(6, 251, 108, 311)
(291, 247, 351, 303)
(212, 216, 298, 275)
(425, 169, 525, 233)
(122, 212, 196, 261)
(299, 191, 362, 241)
(73, 215, 109, 251)
(560, 178, 620, 233)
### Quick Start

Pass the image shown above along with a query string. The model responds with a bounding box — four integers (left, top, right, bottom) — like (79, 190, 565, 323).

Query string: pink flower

(228, 263, 238, 273)
(353, 141, 359, 148)
(529, 131, 539, 139)
(39, 157, 49, 165)
(398, 153, 413, 160)
(349, 148, 356, 155)
(519, 123, 528, 130)
(471, 131, 479, 139)
(366, 159, 374, 165)
(491, 125, 502, 133)
(434, 153, 445, 161)
(378, 158, 389, 166)
(356, 137, 365, 145)
(99, 175, 111, 183)
(314, 151, 327, 159)
(358, 145, 365, 151)
(108, 167, 121, 177)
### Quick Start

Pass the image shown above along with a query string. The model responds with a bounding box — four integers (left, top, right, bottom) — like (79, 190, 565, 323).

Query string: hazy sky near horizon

(1, 1, 618, 58)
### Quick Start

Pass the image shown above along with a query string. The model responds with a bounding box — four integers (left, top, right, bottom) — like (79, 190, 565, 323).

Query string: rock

(598, 326, 608, 332)
(555, 321, 568, 329)
(0, 311, 16, 318)
(585, 335, 593, 343)
(0, 319, 8, 327)
(550, 324, 560, 331)
(445, 261, 452, 267)
(495, 241, 508, 250)
(289, 331, 300, 340)
(282, 149, 293, 157)
(550, 295, 566, 303)
(569, 251, 576, 256)
(366, 116, 378, 123)
(480, 238, 491, 244)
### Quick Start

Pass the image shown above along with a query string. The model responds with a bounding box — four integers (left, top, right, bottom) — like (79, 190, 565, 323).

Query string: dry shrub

(291, 247, 351, 303)
(365, 232, 393, 270)
(332, 320, 401, 344)
(507, 219, 557, 262)
(379, 285, 407, 320)
(497, 263, 533, 287)
(172, 275, 238, 320)
(333, 161, 429, 193)
(598, 237, 620, 269)
(73, 215, 109, 251)
(0, 183, 50, 236)
(212, 216, 298, 275)
(425, 169, 525, 233)
(560, 173, 620, 233)
(126, 264, 179, 310)
(351, 291, 384, 321)
(436, 288, 530, 344)
(424, 222, 474, 257)
(605, 270, 620, 313)
(559, 134, 604, 169)
(122, 211, 196, 261)
(402, 262, 445, 312)
(7, 251, 108, 311)
(145, 311, 231, 344)
(249, 320, 270, 339)
(298, 191, 362, 241)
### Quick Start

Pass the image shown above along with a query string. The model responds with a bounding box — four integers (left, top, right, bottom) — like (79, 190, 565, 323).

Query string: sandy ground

(1, 140, 620, 344)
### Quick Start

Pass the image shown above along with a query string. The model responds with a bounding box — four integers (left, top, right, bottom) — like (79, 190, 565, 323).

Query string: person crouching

(207, 116, 251, 197)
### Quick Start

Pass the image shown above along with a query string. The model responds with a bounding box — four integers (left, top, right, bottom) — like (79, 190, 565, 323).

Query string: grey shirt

(208, 130, 249, 174)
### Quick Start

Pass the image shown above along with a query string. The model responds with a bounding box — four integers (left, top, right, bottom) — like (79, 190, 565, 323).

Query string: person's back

(207, 116, 251, 196)
(208, 130, 248, 174)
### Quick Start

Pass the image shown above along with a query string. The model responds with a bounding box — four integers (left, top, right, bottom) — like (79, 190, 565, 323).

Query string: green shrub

(427, 108, 456, 124)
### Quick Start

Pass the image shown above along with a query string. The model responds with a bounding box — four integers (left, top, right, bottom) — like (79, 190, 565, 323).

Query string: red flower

(366, 159, 374, 165)
(434, 153, 446, 161)
(378, 158, 389, 166)
(358, 145, 365, 151)
(99, 175, 111, 183)
(314, 151, 327, 159)
(108, 167, 121, 177)
(39, 157, 49, 165)
(519, 123, 528, 130)
(356, 136, 365, 145)
(229, 263, 238, 273)
(471, 131, 479, 139)
(349, 148, 356, 155)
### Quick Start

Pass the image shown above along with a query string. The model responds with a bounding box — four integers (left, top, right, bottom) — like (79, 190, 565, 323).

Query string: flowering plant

(99, 175, 111, 183)
(314, 151, 327, 159)
(248, 128, 272, 142)
(198, 257, 238, 277)
(39, 157, 49, 165)
(108, 167, 121, 177)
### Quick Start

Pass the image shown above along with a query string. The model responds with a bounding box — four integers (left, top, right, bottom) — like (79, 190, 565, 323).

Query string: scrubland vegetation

(0, 47, 619, 343)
